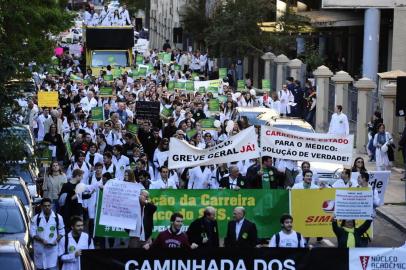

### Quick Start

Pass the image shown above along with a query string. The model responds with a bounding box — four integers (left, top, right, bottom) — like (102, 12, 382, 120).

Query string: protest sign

(99, 180, 141, 230)
(99, 87, 114, 97)
(218, 95, 228, 103)
(163, 53, 171, 64)
(149, 189, 288, 238)
(168, 126, 259, 169)
(103, 74, 113, 81)
(334, 190, 373, 220)
(350, 171, 389, 205)
(199, 118, 216, 130)
(167, 81, 175, 91)
(94, 190, 129, 238)
(262, 79, 271, 91)
(186, 129, 197, 139)
(126, 124, 138, 135)
(290, 188, 373, 237)
(112, 68, 122, 78)
(261, 126, 354, 165)
(219, 68, 227, 79)
(135, 101, 160, 120)
(161, 107, 173, 118)
(136, 54, 143, 64)
(175, 81, 186, 90)
(237, 80, 245, 90)
(138, 66, 148, 77)
(82, 245, 348, 270)
(185, 81, 195, 92)
(36, 142, 52, 165)
(131, 69, 139, 78)
(349, 247, 406, 270)
(207, 86, 219, 94)
(65, 141, 73, 160)
(208, 99, 220, 112)
(91, 107, 104, 122)
(83, 78, 90, 85)
(198, 86, 206, 93)
(174, 64, 181, 71)
(70, 74, 82, 82)
(38, 91, 59, 108)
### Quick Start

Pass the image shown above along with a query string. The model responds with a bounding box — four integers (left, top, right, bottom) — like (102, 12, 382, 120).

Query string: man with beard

(269, 214, 306, 248)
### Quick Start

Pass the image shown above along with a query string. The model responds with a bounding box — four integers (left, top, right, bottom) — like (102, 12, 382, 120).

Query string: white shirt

(278, 89, 294, 114)
(188, 166, 212, 189)
(269, 230, 306, 248)
(66, 162, 91, 184)
(150, 177, 177, 189)
(332, 178, 357, 188)
(30, 211, 65, 269)
(291, 182, 319, 189)
(58, 231, 94, 270)
(80, 96, 98, 112)
(235, 219, 244, 239)
(37, 114, 50, 141)
(85, 152, 103, 167)
(112, 155, 130, 181)
(328, 112, 349, 136)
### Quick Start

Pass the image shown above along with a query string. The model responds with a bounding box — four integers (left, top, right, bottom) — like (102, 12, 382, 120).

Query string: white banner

(260, 126, 354, 165)
(168, 126, 260, 169)
(351, 171, 390, 205)
(334, 190, 373, 220)
(99, 180, 141, 230)
(350, 247, 406, 270)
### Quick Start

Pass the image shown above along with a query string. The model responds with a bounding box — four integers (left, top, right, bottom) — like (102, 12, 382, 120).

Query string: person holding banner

(332, 169, 357, 188)
(332, 217, 373, 248)
(246, 157, 283, 189)
(269, 214, 306, 248)
(357, 172, 381, 207)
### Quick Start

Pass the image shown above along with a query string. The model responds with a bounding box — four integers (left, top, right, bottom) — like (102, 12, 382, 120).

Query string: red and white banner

(168, 126, 259, 169)
(260, 126, 354, 165)
(350, 247, 406, 270)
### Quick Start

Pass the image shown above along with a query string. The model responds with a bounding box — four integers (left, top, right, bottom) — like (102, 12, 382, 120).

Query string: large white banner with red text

(168, 126, 259, 169)
(260, 126, 354, 165)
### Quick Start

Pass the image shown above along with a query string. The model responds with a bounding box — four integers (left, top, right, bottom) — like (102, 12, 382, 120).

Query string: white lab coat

(332, 178, 358, 188)
(66, 162, 91, 184)
(80, 97, 97, 113)
(291, 182, 319, 189)
(112, 155, 130, 181)
(153, 149, 169, 169)
(84, 176, 103, 219)
(278, 90, 294, 115)
(373, 132, 392, 170)
(328, 112, 349, 136)
(188, 166, 212, 189)
(85, 152, 103, 167)
(37, 114, 51, 141)
(150, 177, 177, 189)
(30, 211, 65, 269)
(58, 232, 94, 270)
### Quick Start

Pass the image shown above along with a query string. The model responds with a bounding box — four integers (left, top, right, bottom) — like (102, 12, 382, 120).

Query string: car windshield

(0, 253, 24, 270)
(0, 128, 32, 147)
(9, 166, 33, 185)
(273, 124, 314, 133)
(92, 51, 128, 67)
(0, 185, 29, 205)
(0, 206, 26, 234)
(238, 112, 266, 126)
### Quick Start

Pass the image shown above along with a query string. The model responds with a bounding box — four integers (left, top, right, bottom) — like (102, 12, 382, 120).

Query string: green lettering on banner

(185, 81, 194, 92)
(262, 79, 271, 91)
(219, 68, 227, 79)
(167, 81, 175, 91)
(198, 86, 206, 94)
(199, 118, 216, 130)
(103, 74, 113, 82)
(207, 86, 218, 94)
(237, 80, 245, 90)
(91, 107, 104, 122)
(208, 99, 220, 112)
(94, 189, 288, 238)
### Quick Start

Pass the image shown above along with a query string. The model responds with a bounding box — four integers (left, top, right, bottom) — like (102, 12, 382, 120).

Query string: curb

(376, 207, 406, 234)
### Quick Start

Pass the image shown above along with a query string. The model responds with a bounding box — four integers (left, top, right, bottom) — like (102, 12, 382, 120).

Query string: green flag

(208, 99, 220, 112)
(99, 87, 113, 97)
(91, 107, 104, 122)
(219, 68, 227, 79)
(262, 79, 271, 91)
(237, 80, 245, 90)
(136, 55, 143, 64)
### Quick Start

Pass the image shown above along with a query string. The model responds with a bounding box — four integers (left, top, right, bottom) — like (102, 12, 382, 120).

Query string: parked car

(0, 196, 30, 248)
(4, 79, 37, 99)
(234, 107, 279, 126)
(0, 177, 35, 218)
(0, 240, 34, 270)
(265, 117, 343, 184)
(9, 163, 40, 199)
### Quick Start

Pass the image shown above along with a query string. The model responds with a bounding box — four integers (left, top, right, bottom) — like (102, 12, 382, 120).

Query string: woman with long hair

(351, 157, 367, 173)
(43, 161, 67, 212)
(373, 123, 393, 171)
(43, 123, 66, 162)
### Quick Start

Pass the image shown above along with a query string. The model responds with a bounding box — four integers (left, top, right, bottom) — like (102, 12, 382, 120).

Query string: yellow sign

(38, 91, 59, 108)
(291, 188, 373, 237)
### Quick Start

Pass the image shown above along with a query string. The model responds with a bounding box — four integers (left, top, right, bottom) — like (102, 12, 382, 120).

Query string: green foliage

(0, 0, 74, 178)
(298, 41, 324, 73)
(180, 0, 210, 49)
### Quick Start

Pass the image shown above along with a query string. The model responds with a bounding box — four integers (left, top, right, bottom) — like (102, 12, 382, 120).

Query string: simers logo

(322, 200, 335, 213)
(360, 256, 370, 270)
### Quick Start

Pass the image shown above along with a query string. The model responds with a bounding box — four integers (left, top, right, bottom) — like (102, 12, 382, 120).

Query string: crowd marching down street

(2, 1, 406, 270)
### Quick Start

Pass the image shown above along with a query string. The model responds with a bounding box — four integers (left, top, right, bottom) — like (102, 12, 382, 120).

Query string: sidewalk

(361, 154, 406, 233)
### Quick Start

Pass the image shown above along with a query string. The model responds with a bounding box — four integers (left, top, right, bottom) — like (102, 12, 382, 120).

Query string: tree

(0, 0, 74, 178)
(180, 0, 210, 50)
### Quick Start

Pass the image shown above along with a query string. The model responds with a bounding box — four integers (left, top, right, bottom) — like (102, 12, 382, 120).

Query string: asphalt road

(308, 215, 406, 248)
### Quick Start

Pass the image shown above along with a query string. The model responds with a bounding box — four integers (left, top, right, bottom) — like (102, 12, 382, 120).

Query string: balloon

(75, 183, 87, 194)
(214, 120, 221, 128)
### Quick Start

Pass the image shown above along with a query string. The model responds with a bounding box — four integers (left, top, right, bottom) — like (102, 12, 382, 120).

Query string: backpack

(275, 232, 302, 248)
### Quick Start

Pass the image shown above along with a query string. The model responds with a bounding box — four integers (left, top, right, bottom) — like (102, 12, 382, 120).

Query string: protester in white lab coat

(120, 4, 131, 25)
(37, 108, 51, 141)
(30, 198, 65, 270)
(278, 85, 294, 116)
(59, 216, 94, 270)
(85, 143, 103, 168)
(150, 166, 177, 189)
(112, 144, 130, 181)
(66, 152, 91, 184)
(357, 171, 381, 207)
(188, 166, 213, 189)
(80, 91, 97, 113)
(332, 168, 358, 188)
(291, 170, 319, 189)
(328, 105, 349, 136)
(373, 123, 393, 171)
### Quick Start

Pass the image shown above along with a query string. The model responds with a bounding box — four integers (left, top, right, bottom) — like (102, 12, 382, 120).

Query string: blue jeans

(368, 137, 376, 160)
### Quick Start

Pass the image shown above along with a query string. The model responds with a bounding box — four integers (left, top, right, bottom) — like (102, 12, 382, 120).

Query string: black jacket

(332, 219, 372, 248)
(187, 217, 219, 248)
(219, 175, 246, 189)
(143, 203, 157, 240)
(224, 219, 257, 248)
(245, 164, 283, 189)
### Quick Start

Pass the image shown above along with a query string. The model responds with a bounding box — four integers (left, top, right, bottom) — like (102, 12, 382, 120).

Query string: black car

(0, 240, 34, 270)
